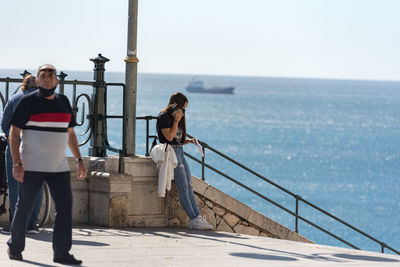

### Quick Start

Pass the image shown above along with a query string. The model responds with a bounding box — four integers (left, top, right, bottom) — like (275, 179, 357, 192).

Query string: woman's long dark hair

(161, 92, 188, 143)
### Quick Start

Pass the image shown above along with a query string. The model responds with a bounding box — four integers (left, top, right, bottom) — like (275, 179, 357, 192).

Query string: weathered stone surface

(128, 216, 167, 227)
(247, 210, 264, 228)
(223, 213, 240, 228)
(168, 218, 181, 227)
(212, 205, 226, 217)
(192, 177, 209, 195)
(259, 231, 274, 238)
(166, 184, 190, 227)
(216, 215, 222, 225)
(194, 194, 203, 207)
(70, 178, 87, 191)
(88, 176, 110, 192)
(233, 224, 260, 236)
(204, 200, 214, 209)
(109, 196, 128, 227)
(89, 192, 110, 226)
(285, 229, 312, 243)
(216, 219, 234, 233)
(204, 186, 251, 219)
(128, 177, 164, 216)
(124, 160, 158, 177)
(72, 190, 88, 224)
(200, 205, 216, 229)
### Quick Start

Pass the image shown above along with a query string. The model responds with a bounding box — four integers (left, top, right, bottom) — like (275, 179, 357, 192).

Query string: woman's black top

(156, 112, 183, 145)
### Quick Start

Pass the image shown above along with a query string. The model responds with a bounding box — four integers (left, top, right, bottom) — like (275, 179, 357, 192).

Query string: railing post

(89, 53, 109, 157)
(201, 146, 205, 181)
(5, 78, 10, 104)
(72, 80, 78, 114)
(295, 195, 300, 233)
(10, 70, 31, 101)
(145, 118, 150, 156)
(20, 70, 31, 78)
(381, 242, 386, 253)
(57, 71, 68, 95)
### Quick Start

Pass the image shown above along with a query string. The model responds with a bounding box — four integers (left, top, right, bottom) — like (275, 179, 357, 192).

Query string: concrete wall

(0, 156, 311, 244)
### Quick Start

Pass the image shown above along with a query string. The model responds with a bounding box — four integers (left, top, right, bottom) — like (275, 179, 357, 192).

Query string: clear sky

(1, 0, 399, 81)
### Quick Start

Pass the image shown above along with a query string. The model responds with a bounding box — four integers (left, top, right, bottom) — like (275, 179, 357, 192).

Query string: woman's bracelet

(13, 162, 23, 167)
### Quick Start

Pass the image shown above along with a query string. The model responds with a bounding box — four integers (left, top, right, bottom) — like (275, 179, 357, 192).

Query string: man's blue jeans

(173, 147, 200, 220)
(6, 145, 42, 226)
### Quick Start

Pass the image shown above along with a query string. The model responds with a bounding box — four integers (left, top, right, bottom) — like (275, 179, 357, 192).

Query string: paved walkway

(0, 226, 399, 266)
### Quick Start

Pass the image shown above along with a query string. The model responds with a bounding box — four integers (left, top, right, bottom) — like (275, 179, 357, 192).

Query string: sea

(1, 69, 399, 254)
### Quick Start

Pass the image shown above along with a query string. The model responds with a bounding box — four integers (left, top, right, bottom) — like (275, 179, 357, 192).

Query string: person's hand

(77, 161, 87, 180)
(173, 109, 184, 122)
(13, 165, 24, 183)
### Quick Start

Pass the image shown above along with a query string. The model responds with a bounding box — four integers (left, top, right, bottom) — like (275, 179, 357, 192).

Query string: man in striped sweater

(6, 64, 87, 265)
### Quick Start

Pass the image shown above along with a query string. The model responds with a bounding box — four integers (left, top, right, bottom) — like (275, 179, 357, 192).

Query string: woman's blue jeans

(173, 147, 200, 220)
(6, 145, 42, 226)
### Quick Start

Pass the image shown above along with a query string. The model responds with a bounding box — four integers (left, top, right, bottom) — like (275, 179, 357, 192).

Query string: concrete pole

(124, 0, 139, 156)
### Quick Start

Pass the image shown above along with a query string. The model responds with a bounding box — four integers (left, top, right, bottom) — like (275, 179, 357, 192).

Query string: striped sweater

(10, 92, 76, 173)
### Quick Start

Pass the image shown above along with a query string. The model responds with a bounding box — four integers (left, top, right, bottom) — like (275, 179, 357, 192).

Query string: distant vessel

(185, 80, 234, 94)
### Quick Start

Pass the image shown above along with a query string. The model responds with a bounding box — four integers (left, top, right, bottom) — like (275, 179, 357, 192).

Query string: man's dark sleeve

(10, 98, 29, 129)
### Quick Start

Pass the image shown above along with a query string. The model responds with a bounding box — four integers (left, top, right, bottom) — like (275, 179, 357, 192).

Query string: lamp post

(89, 53, 109, 157)
(124, 0, 139, 156)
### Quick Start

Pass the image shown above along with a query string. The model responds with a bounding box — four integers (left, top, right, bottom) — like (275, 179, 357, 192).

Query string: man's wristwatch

(76, 157, 83, 163)
(13, 162, 23, 167)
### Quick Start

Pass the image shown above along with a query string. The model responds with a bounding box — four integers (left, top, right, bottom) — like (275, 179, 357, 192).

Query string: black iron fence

(0, 54, 128, 171)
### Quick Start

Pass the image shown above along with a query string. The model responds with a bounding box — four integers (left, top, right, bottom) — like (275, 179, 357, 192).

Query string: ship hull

(186, 86, 234, 94)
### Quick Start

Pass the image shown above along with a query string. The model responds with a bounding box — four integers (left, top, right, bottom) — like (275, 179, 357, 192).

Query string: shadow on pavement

(28, 229, 109, 247)
(21, 259, 57, 267)
(230, 252, 297, 261)
(333, 253, 400, 262)
(173, 231, 400, 264)
(72, 227, 249, 240)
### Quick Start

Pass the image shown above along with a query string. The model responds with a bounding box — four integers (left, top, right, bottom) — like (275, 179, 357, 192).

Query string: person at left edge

(0, 74, 43, 235)
(6, 64, 87, 265)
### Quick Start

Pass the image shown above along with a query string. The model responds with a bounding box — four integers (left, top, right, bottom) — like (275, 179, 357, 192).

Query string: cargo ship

(185, 80, 234, 94)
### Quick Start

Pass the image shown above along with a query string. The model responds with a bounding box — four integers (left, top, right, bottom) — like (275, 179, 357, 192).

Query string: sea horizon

(2, 68, 400, 84)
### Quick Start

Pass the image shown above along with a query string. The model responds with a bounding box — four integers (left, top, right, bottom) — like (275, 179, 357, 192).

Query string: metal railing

(141, 116, 399, 255)
(0, 65, 127, 172)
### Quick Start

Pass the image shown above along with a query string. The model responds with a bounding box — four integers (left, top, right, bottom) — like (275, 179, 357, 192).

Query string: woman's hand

(184, 138, 195, 145)
(172, 109, 184, 122)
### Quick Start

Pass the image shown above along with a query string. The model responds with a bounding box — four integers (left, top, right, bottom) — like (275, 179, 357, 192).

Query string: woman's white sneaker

(201, 215, 213, 230)
(189, 215, 212, 230)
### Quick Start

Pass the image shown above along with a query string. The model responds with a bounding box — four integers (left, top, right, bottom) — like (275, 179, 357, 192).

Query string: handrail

(143, 116, 399, 255)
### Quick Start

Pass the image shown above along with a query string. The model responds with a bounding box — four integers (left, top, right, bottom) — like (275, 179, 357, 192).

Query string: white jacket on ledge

(150, 143, 178, 197)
